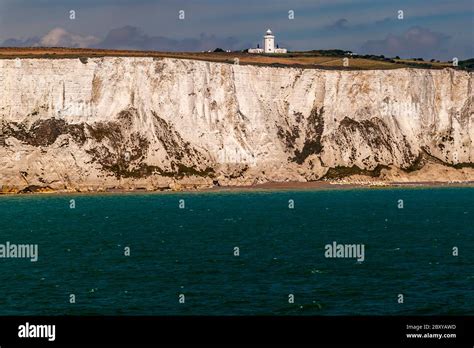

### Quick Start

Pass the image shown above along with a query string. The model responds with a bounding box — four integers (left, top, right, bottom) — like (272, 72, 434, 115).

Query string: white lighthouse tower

(248, 29, 287, 54)
(264, 29, 275, 53)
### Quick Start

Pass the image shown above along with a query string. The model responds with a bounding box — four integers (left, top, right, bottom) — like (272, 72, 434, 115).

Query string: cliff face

(0, 57, 473, 192)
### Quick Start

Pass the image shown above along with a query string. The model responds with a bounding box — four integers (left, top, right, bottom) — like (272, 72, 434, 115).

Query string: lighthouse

(248, 29, 287, 54)
(264, 29, 275, 53)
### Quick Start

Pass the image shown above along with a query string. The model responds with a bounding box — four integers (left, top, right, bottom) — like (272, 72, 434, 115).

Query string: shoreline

(1, 180, 473, 197)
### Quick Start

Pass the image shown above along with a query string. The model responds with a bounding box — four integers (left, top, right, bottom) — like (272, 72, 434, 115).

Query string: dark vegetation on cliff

(1, 118, 86, 146)
(292, 107, 325, 164)
(1, 112, 215, 181)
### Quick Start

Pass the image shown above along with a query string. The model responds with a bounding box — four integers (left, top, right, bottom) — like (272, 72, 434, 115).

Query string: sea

(0, 187, 472, 315)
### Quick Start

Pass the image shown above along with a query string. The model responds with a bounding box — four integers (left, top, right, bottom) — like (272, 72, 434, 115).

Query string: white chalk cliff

(0, 57, 473, 192)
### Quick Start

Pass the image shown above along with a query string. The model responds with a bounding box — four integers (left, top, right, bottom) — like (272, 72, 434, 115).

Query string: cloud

(97, 26, 246, 51)
(1, 26, 248, 52)
(324, 18, 350, 31)
(1, 36, 40, 47)
(39, 28, 101, 48)
(0, 27, 100, 48)
(360, 26, 451, 59)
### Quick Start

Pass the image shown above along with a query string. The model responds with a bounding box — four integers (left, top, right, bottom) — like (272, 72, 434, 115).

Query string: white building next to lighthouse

(248, 29, 287, 54)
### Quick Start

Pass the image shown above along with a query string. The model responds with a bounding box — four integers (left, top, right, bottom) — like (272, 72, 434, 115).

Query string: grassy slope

(0, 47, 462, 70)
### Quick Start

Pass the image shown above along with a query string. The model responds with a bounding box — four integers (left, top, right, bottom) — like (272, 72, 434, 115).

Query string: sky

(0, 0, 472, 60)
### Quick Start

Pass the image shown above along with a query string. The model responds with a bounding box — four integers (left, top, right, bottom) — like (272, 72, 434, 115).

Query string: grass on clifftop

(0, 47, 469, 71)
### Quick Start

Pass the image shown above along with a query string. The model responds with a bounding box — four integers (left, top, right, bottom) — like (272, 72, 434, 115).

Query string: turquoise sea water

(0, 187, 472, 315)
